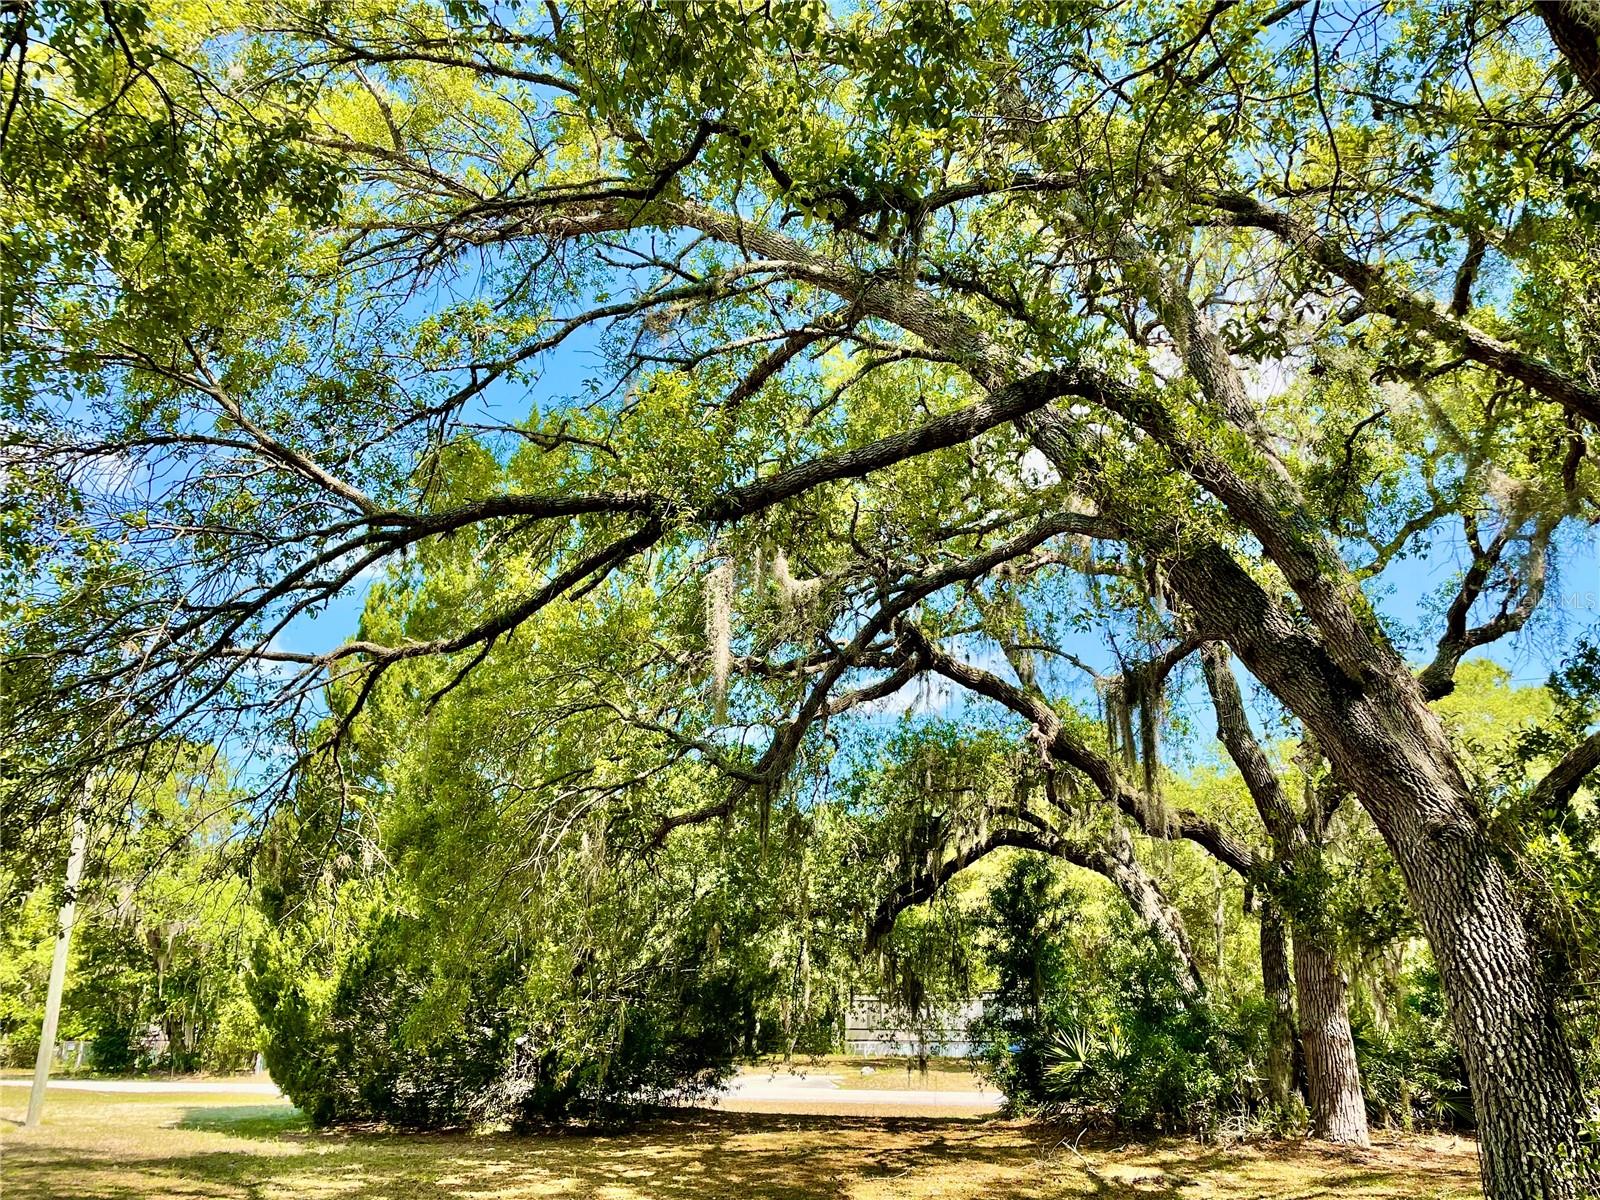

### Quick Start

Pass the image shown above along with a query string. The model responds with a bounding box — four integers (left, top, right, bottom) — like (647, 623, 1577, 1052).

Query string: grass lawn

(0, 1087, 1482, 1199)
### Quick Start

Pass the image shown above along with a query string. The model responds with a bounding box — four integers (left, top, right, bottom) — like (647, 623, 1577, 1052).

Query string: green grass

(174, 1102, 312, 1139)
(0, 1086, 1482, 1199)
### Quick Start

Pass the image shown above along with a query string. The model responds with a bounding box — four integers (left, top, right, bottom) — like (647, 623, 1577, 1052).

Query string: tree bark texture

(1543, 1, 1600, 105)
(1170, 543, 1597, 1198)
(1293, 930, 1370, 1145)
(1259, 900, 1299, 1114)
(1201, 641, 1366, 1142)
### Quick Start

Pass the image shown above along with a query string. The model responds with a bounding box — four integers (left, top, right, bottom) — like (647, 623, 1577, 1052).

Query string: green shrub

(969, 857, 1268, 1135)
(2, 1032, 41, 1070)
(1032, 933, 1264, 1133)
(251, 907, 515, 1127)
(1351, 962, 1472, 1130)
(87, 1025, 140, 1073)
(249, 893, 746, 1129)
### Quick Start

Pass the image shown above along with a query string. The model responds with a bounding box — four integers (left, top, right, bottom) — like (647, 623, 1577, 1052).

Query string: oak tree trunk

(1315, 699, 1592, 1196)
(1293, 929, 1369, 1145)
(1258, 900, 1299, 1114)
(1170, 545, 1599, 1199)
(1372, 778, 1594, 1198)
(1542, 1, 1600, 104)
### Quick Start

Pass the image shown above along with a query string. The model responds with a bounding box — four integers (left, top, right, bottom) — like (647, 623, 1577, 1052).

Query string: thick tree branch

(645, 515, 1100, 845)
(1529, 729, 1600, 815)
(867, 824, 1090, 946)
(1201, 642, 1297, 839)
(906, 626, 1257, 875)
(1196, 187, 1600, 427)
(1418, 515, 1555, 700)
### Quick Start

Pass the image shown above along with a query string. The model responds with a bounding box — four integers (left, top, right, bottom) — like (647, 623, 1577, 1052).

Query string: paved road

(4, 1074, 1001, 1112)
(1, 1078, 282, 1096)
(718, 1073, 998, 1110)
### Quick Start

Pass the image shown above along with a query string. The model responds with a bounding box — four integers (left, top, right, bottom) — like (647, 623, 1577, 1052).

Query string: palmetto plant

(1041, 1023, 1127, 1096)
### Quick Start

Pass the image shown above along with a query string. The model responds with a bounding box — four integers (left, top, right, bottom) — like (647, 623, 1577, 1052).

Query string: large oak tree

(6, 2, 1600, 1193)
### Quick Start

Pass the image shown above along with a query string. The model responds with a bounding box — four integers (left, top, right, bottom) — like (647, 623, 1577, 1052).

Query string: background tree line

(6, 644, 1594, 1146)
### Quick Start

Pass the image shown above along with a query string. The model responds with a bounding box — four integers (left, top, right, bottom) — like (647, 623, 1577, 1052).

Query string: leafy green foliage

(1, 751, 261, 1073)
(248, 659, 854, 1128)
(967, 856, 1079, 1105)
(1351, 961, 1473, 1132)
(0, 885, 59, 1067)
(6, 4, 1600, 1186)
(250, 899, 513, 1127)
(969, 856, 1267, 1135)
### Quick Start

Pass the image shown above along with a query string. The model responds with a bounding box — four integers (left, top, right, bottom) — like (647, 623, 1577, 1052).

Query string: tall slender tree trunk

(1292, 929, 1369, 1145)
(27, 811, 89, 1127)
(1258, 900, 1298, 1114)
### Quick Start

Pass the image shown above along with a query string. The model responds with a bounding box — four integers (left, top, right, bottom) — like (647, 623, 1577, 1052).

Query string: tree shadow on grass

(1, 1110, 1482, 1200)
(1076, 1136, 1481, 1200)
(174, 1104, 310, 1140)
(4, 1109, 1063, 1200)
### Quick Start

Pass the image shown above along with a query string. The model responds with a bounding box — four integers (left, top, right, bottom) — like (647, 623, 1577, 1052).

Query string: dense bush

(1040, 937, 1265, 1134)
(1351, 962, 1473, 1131)
(250, 883, 750, 1129)
(86, 1025, 140, 1073)
(250, 908, 511, 1127)
(970, 857, 1268, 1135)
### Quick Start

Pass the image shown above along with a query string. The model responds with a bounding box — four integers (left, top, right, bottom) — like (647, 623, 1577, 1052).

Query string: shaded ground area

(0, 1087, 1482, 1200)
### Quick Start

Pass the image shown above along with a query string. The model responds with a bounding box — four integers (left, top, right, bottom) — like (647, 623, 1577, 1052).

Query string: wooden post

(25, 809, 89, 1128)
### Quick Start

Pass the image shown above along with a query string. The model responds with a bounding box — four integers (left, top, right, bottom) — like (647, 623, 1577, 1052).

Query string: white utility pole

(25, 808, 90, 1128)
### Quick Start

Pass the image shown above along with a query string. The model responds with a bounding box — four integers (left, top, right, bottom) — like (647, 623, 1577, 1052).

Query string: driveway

(5, 1073, 1001, 1113)
(717, 1073, 998, 1111)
